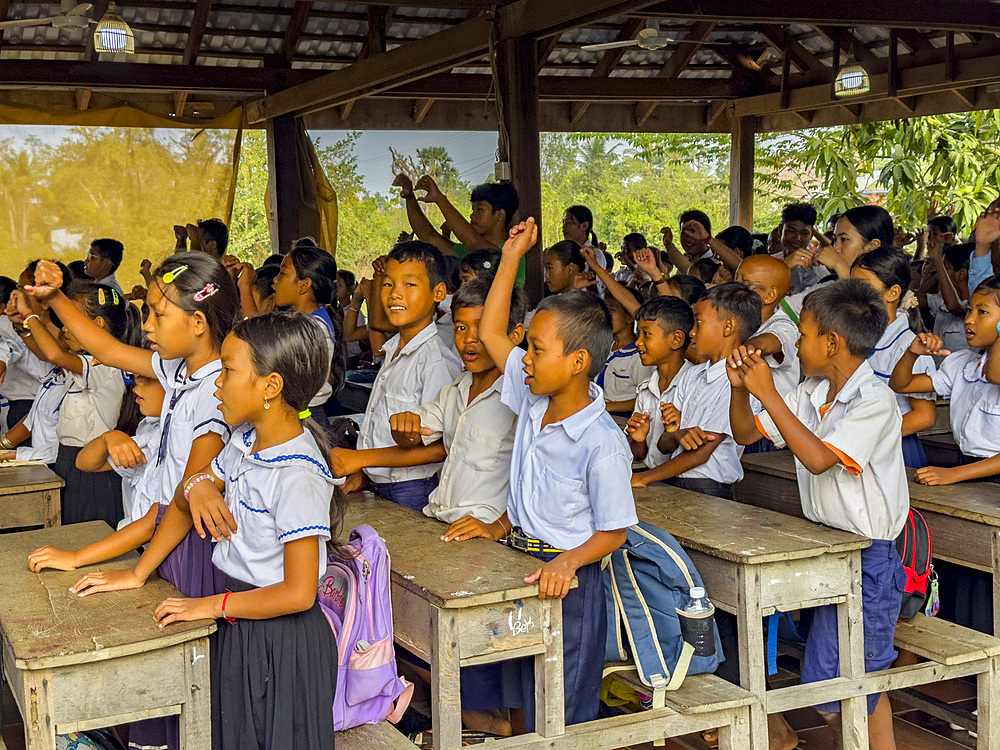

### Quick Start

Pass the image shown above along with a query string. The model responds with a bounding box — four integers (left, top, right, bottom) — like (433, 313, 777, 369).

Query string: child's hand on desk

(659, 402, 681, 432)
(71, 567, 146, 597)
(677, 426, 717, 451)
(914, 465, 959, 486)
(502, 218, 538, 260)
(188, 479, 237, 541)
(27, 545, 79, 572)
(390, 411, 432, 447)
(631, 472, 650, 489)
(442, 516, 504, 543)
(625, 412, 650, 443)
(106, 431, 146, 470)
(909, 333, 950, 358)
(154, 595, 218, 627)
(525, 554, 577, 600)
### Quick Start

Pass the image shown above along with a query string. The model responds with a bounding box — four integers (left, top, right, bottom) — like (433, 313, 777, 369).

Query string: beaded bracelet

(182, 472, 215, 501)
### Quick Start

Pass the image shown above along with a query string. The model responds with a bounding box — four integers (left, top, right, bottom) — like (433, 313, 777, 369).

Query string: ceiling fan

(582, 19, 736, 52)
(0, 1, 94, 30)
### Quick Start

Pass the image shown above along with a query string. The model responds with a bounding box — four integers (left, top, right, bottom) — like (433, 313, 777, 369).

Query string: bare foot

(462, 709, 512, 737)
(768, 712, 799, 750)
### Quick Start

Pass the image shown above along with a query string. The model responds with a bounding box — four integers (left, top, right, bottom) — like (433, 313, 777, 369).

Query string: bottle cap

(690, 587, 706, 599)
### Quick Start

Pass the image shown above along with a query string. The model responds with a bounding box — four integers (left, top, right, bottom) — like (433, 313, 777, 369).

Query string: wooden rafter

(174, 0, 214, 117)
(815, 26, 879, 70)
(758, 25, 822, 73)
(0, 0, 11, 51)
(637, 20, 716, 124)
(536, 35, 559, 72)
(359, 6, 396, 59)
(570, 17, 645, 124)
(896, 28, 934, 54)
(280, 1, 312, 64)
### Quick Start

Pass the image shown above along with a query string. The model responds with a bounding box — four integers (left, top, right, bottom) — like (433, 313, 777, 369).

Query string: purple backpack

(318, 524, 413, 730)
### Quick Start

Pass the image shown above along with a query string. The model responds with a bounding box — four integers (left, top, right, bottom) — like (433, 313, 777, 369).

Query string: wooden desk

(344, 495, 566, 750)
(0, 464, 63, 531)
(631, 485, 870, 750)
(0, 522, 214, 750)
(739, 451, 1000, 639)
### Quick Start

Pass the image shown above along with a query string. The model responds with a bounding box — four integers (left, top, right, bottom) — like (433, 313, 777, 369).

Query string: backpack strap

(779, 298, 798, 325)
(384, 678, 414, 724)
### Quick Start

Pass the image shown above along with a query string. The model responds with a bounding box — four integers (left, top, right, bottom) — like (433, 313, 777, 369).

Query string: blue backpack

(603, 522, 724, 693)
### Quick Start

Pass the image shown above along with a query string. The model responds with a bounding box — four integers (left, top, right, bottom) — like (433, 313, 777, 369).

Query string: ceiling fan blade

(582, 39, 640, 52)
(0, 17, 56, 29)
(69, 3, 94, 15)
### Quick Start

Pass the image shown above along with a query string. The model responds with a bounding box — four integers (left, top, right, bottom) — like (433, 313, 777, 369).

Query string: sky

(0, 124, 500, 196)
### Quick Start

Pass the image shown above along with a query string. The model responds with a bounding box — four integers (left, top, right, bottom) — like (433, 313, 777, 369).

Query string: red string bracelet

(221, 590, 236, 624)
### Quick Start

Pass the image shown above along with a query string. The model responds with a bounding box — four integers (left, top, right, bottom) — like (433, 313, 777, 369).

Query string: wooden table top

(0, 522, 215, 671)
(344, 494, 556, 610)
(631, 484, 868, 565)
(0, 463, 64, 496)
(741, 451, 1000, 528)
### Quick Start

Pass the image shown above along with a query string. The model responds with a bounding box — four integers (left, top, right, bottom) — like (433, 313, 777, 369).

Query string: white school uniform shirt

(756, 361, 909, 541)
(211, 425, 342, 588)
(928, 292, 969, 354)
(151, 353, 231, 503)
(668, 359, 749, 484)
(16, 366, 70, 464)
(308, 307, 336, 408)
(359, 323, 463, 484)
(111, 416, 163, 528)
(789, 264, 828, 296)
(55, 356, 126, 447)
(755, 309, 800, 398)
(866, 311, 935, 416)
(930, 349, 1000, 458)
(783, 280, 833, 320)
(599, 344, 654, 403)
(0, 316, 47, 402)
(634, 361, 692, 470)
(414, 370, 516, 524)
(500, 347, 637, 551)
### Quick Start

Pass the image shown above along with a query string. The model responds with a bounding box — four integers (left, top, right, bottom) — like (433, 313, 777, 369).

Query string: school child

(543, 240, 588, 294)
(461, 217, 637, 732)
(851, 247, 937, 467)
(891, 274, 1000, 485)
(729, 279, 907, 750)
(598, 291, 653, 414)
(630, 282, 762, 499)
(0, 272, 52, 430)
(457, 249, 501, 285)
(73, 311, 342, 750)
(927, 242, 973, 354)
(736, 254, 799, 399)
(625, 297, 694, 471)
(18, 282, 137, 527)
(26, 253, 238, 750)
(356, 241, 462, 509)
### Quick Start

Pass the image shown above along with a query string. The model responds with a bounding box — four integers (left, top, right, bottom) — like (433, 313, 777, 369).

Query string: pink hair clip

(193, 282, 220, 302)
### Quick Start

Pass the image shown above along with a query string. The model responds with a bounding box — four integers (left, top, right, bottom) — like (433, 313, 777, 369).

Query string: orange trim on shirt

(819, 402, 834, 418)
(753, 413, 769, 440)
(824, 442, 863, 476)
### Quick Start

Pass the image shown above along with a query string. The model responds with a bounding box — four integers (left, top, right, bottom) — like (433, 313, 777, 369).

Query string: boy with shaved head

(736, 254, 799, 398)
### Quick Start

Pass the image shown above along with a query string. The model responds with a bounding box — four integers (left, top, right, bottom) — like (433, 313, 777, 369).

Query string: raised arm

(16, 292, 85, 375)
(581, 244, 642, 316)
(482, 219, 537, 372)
(726, 351, 767, 445)
(889, 334, 946, 394)
(417, 175, 496, 252)
(394, 174, 452, 254)
(26, 261, 154, 378)
(660, 227, 691, 274)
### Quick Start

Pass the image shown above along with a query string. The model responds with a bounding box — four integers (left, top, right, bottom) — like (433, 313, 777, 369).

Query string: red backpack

(895, 509, 939, 621)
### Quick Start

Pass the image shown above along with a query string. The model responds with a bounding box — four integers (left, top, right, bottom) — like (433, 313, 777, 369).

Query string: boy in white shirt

(729, 279, 907, 750)
(355, 241, 463, 510)
(631, 282, 762, 499)
(598, 291, 653, 414)
(461, 217, 637, 732)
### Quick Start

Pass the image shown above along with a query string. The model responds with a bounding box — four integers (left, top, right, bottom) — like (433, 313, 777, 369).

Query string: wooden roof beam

(637, 20, 716, 123)
(0, 0, 11, 51)
(759, 25, 823, 72)
(570, 17, 646, 124)
(896, 28, 934, 54)
(174, 0, 214, 119)
(280, 1, 312, 64)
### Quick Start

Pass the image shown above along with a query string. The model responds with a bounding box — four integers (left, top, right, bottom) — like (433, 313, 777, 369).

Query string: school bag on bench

(896, 508, 939, 621)
(318, 523, 413, 730)
(603, 522, 724, 697)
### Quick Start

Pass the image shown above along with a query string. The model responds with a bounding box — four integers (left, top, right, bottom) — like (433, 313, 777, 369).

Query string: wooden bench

(607, 669, 753, 750)
(0, 463, 63, 531)
(337, 721, 418, 749)
(0, 522, 215, 750)
(920, 432, 963, 467)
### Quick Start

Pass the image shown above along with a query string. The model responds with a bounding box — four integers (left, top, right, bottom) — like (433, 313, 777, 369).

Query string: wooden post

(497, 36, 544, 304)
(729, 115, 757, 231)
(266, 113, 301, 255)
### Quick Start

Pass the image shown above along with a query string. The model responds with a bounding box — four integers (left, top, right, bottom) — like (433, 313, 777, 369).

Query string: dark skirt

(129, 506, 227, 750)
(501, 551, 606, 730)
(958, 451, 1000, 484)
(55, 444, 123, 528)
(744, 436, 777, 454)
(664, 475, 734, 500)
(211, 576, 337, 750)
(901, 434, 928, 469)
(6, 399, 32, 434)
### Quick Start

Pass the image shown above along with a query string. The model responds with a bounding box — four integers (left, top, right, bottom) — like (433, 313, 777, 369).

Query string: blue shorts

(371, 476, 439, 511)
(801, 539, 905, 714)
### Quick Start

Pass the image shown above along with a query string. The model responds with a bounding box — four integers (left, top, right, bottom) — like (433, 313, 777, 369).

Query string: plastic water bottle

(684, 586, 712, 614)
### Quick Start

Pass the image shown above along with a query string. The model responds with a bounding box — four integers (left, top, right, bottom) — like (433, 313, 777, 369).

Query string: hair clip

(298, 408, 311, 420)
(193, 282, 219, 302)
(162, 265, 188, 284)
(98, 287, 106, 306)
(112, 288, 119, 305)
(483, 261, 493, 269)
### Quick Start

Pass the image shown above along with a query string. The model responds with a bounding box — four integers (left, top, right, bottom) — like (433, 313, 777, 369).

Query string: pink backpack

(318, 524, 413, 730)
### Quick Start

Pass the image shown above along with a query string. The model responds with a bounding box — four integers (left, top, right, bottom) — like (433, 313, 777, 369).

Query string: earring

(263, 398, 270, 410)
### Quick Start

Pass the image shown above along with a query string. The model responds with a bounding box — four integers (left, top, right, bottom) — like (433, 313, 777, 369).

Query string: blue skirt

(901, 434, 928, 469)
(500, 551, 606, 730)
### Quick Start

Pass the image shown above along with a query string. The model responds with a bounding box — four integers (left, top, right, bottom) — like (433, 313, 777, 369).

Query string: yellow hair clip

(162, 265, 188, 284)
(98, 287, 106, 306)
(298, 409, 311, 420)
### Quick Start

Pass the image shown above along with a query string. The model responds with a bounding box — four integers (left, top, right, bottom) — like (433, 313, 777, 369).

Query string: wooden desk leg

(992, 530, 1000, 639)
(21, 670, 55, 750)
(837, 551, 868, 750)
(735, 567, 768, 750)
(718, 706, 751, 750)
(533, 598, 565, 738)
(179, 639, 212, 750)
(430, 609, 462, 750)
(977, 655, 1000, 750)
(42, 490, 60, 528)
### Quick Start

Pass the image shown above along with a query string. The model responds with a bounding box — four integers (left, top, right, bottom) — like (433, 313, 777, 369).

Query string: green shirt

(452, 242, 526, 288)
